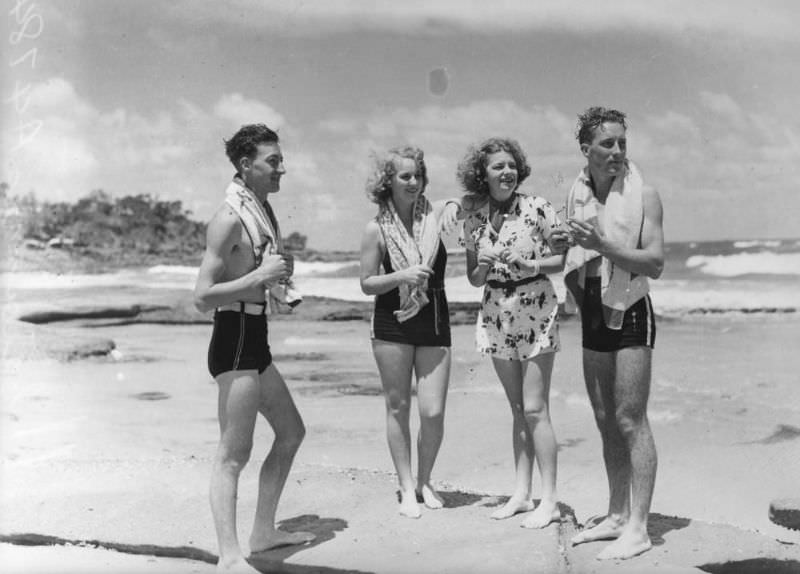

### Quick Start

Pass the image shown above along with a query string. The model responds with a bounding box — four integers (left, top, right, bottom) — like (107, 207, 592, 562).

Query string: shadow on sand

(698, 558, 800, 574)
(1, 514, 373, 574)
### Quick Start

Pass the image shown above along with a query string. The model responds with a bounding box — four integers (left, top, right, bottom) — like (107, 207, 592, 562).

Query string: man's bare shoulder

(206, 204, 243, 245)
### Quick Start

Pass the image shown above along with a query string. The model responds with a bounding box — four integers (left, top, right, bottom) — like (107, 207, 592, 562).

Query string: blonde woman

(359, 146, 461, 519)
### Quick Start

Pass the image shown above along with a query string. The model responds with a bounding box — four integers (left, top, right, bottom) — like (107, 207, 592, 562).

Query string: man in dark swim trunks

(564, 108, 665, 561)
(194, 124, 314, 573)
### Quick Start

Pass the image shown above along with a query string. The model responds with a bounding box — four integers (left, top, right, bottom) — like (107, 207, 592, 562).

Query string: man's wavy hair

(224, 124, 280, 171)
(365, 146, 429, 204)
(576, 107, 627, 147)
(455, 137, 531, 198)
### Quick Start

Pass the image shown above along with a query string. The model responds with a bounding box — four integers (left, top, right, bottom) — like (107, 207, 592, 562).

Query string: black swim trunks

(581, 277, 656, 352)
(207, 303, 272, 378)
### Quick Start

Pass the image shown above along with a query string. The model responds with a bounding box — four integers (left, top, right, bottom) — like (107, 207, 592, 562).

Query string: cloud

(213, 93, 286, 130)
(699, 91, 742, 118)
(1, 78, 297, 213)
(166, 0, 800, 40)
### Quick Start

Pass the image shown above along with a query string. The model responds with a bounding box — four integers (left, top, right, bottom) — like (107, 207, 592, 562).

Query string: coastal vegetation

(0, 185, 319, 270)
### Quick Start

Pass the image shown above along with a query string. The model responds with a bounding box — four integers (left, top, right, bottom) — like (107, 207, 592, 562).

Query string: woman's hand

(477, 247, 502, 268)
(397, 264, 433, 287)
(502, 249, 532, 270)
(548, 228, 574, 254)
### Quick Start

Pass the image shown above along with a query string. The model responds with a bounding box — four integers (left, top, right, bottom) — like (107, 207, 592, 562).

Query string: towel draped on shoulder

(224, 176, 302, 314)
(376, 195, 440, 323)
(563, 161, 649, 330)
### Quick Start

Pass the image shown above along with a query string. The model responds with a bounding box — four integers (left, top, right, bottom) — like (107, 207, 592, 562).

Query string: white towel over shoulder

(563, 161, 649, 329)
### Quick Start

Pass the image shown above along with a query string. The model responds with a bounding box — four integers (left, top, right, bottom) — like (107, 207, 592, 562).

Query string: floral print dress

(463, 193, 561, 360)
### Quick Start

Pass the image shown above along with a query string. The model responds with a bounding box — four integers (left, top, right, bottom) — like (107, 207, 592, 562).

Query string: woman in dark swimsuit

(359, 146, 461, 519)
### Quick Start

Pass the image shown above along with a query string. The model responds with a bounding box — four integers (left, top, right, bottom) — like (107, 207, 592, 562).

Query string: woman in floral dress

(458, 137, 567, 528)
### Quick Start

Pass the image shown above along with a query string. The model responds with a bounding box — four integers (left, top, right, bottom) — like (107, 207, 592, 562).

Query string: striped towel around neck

(224, 177, 302, 313)
(376, 195, 440, 323)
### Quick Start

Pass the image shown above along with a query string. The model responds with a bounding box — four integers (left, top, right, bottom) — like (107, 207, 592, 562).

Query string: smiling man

(563, 107, 665, 561)
(194, 124, 315, 573)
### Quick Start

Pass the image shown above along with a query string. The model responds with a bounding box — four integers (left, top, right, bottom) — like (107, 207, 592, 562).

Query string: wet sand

(1, 294, 800, 572)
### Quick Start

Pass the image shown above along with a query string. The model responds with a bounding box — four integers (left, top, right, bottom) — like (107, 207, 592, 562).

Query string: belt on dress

(486, 274, 544, 290)
(216, 302, 267, 315)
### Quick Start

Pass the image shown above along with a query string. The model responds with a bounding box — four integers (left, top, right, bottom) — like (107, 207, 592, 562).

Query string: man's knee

(217, 442, 253, 473)
(275, 419, 306, 452)
(615, 407, 645, 437)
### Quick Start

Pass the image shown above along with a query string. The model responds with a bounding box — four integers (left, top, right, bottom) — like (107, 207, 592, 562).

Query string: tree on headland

(4, 189, 207, 264)
(2, 188, 327, 266)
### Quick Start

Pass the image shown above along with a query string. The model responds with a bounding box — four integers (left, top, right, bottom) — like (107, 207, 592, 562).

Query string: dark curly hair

(364, 146, 429, 204)
(224, 124, 280, 171)
(455, 137, 531, 198)
(576, 107, 627, 147)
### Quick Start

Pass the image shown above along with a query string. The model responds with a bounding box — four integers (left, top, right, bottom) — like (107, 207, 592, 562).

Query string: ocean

(4, 238, 800, 318)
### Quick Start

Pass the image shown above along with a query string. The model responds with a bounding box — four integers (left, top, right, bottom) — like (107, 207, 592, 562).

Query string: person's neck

(391, 198, 415, 228)
(587, 168, 613, 201)
(236, 174, 269, 204)
(489, 190, 515, 212)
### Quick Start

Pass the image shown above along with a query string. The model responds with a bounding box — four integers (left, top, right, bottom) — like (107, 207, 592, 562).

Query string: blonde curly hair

(364, 146, 429, 204)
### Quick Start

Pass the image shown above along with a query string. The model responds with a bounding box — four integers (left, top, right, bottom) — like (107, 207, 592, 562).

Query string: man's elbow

(194, 291, 212, 313)
(648, 259, 664, 280)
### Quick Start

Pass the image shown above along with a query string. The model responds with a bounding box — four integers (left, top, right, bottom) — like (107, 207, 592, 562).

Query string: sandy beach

(2, 283, 800, 573)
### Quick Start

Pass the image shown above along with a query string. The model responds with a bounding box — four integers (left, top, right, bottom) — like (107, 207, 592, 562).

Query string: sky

(3, 0, 800, 251)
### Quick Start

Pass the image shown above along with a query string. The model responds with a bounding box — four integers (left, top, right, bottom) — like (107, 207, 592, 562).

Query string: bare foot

(249, 529, 316, 554)
(490, 497, 535, 520)
(596, 530, 652, 560)
(570, 516, 626, 546)
(216, 556, 261, 573)
(399, 490, 422, 519)
(521, 500, 561, 529)
(417, 484, 444, 510)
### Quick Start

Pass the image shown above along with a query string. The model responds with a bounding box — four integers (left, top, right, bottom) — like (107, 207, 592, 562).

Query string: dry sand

(2, 291, 800, 573)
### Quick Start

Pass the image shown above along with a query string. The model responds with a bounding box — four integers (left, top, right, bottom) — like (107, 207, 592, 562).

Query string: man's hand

(258, 253, 291, 285)
(567, 219, 605, 251)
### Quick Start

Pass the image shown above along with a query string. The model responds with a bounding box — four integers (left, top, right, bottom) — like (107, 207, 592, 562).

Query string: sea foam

(685, 252, 800, 277)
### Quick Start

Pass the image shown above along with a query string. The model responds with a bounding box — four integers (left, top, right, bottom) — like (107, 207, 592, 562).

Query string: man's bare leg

(248, 364, 315, 553)
(490, 358, 536, 520)
(210, 371, 262, 573)
(414, 346, 450, 509)
(597, 347, 656, 560)
(372, 341, 421, 518)
(520, 354, 562, 529)
(572, 350, 630, 545)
